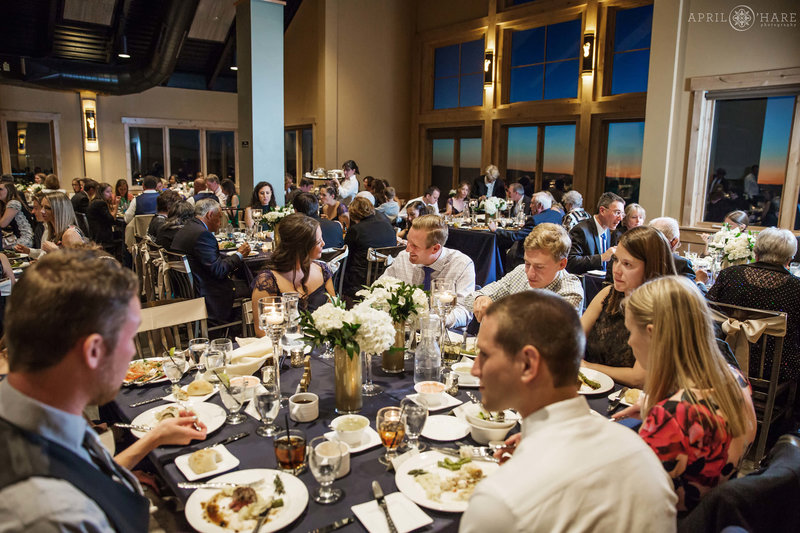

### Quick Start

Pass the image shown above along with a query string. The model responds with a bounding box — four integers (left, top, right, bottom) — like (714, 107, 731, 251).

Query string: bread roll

(188, 448, 222, 474)
(187, 379, 214, 396)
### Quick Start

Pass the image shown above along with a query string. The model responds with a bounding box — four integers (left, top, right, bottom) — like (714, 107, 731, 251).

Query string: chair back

(74, 212, 91, 240)
(143, 238, 165, 301)
(161, 250, 195, 300)
(135, 297, 209, 358)
(322, 245, 349, 296)
(125, 214, 154, 249)
(242, 298, 255, 337)
(708, 301, 792, 462)
(365, 244, 406, 286)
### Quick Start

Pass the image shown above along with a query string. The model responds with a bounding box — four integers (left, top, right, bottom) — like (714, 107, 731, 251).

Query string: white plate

(421, 415, 470, 441)
(351, 492, 433, 533)
(129, 402, 227, 439)
(578, 368, 614, 395)
(406, 393, 462, 412)
(184, 468, 308, 533)
(607, 388, 643, 407)
(123, 357, 170, 386)
(164, 384, 218, 404)
(456, 374, 480, 388)
(175, 445, 240, 481)
(323, 427, 382, 454)
(452, 403, 520, 425)
(395, 450, 499, 513)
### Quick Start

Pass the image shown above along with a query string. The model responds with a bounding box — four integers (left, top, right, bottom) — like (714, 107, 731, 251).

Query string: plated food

(129, 402, 226, 439)
(608, 387, 644, 407)
(576, 368, 614, 395)
(175, 445, 240, 481)
(190, 448, 223, 475)
(124, 358, 167, 385)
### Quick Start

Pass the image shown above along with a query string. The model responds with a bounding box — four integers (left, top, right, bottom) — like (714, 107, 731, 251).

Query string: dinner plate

(164, 383, 219, 404)
(324, 427, 382, 453)
(123, 357, 169, 386)
(184, 468, 308, 533)
(406, 393, 462, 412)
(395, 450, 499, 513)
(421, 415, 470, 441)
(577, 367, 614, 395)
(607, 388, 643, 407)
(175, 444, 240, 481)
(129, 402, 226, 439)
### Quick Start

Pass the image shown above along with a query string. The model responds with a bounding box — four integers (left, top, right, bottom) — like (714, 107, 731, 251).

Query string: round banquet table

(109, 352, 631, 532)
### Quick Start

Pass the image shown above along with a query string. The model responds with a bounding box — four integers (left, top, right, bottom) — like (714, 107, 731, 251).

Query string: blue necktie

(601, 232, 608, 270)
(422, 266, 435, 291)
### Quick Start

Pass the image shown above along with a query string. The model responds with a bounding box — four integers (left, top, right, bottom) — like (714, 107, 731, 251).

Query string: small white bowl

(467, 421, 514, 445)
(414, 381, 446, 407)
(452, 362, 474, 379)
(330, 415, 369, 446)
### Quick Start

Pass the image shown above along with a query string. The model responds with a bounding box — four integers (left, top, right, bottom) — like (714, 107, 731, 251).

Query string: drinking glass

(401, 398, 428, 452)
(189, 337, 209, 378)
(255, 383, 281, 437)
(377, 406, 405, 466)
(205, 349, 225, 383)
(219, 383, 246, 425)
(319, 341, 335, 360)
(210, 338, 233, 365)
(162, 354, 187, 393)
(362, 351, 383, 396)
(308, 436, 343, 504)
(431, 279, 456, 340)
(274, 429, 306, 475)
(259, 296, 285, 390)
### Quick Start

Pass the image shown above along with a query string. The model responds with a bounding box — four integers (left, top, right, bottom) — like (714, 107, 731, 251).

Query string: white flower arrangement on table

(707, 223, 757, 264)
(479, 197, 508, 216)
(356, 276, 429, 324)
(300, 297, 395, 359)
(263, 206, 294, 229)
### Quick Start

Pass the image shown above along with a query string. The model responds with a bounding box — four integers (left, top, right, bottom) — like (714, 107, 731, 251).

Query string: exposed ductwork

(0, 0, 198, 95)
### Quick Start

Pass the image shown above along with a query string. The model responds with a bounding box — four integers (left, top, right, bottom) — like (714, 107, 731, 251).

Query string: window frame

(0, 111, 62, 179)
(122, 117, 238, 184)
(499, 120, 579, 192)
(425, 125, 484, 195)
(598, 0, 654, 98)
(423, 30, 487, 113)
(681, 68, 800, 233)
(284, 124, 314, 184)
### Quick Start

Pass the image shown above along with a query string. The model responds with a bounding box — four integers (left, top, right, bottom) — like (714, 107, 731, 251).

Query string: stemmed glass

(259, 296, 286, 391)
(431, 279, 457, 342)
(401, 398, 428, 452)
(219, 382, 246, 425)
(377, 406, 405, 466)
(362, 351, 383, 396)
(210, 338, 233, 366)
(254, 383, 281, 437)
(308, 436, 344, 504)
(163, 351, 187, 393)
(189, 337, 209, 379)
(205, 349, 225, 383)
(252, 208, 263, 231)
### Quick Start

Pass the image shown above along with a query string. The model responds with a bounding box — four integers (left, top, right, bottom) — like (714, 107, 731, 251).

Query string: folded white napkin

(352, 492, 433, 533)
(225, 337, 273, 377)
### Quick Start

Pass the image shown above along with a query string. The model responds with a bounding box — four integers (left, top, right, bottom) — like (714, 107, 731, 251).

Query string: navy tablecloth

(445, 228, 504, 288)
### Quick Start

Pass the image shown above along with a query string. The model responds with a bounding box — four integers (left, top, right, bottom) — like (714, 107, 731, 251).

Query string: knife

(129, 395, 169, 407)
(431, 446, 499, 463)
(607, 387, 629, 414)
(113, 423, 152, 432)
(307, 517, 354, 533)
(203, 432, 249, 449)
(178, 481, 243, 489)
(371, 481, 397, 533)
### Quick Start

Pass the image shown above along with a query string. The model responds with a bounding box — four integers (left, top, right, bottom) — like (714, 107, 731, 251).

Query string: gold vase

(382, 321, 406, 374)
(334, 346, 362, 413)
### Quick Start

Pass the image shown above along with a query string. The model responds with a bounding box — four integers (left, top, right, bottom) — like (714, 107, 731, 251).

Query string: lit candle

(265, 311, 284, 325)
(436, 291, 456, 305)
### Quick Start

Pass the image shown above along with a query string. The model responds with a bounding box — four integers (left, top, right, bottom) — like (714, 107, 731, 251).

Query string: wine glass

(210, 338, 233, 366)
(255, 383, 281, 437)
(219, 383, 246, 425)
(163, 352, 187, 393)
(362, 351, 383, 396)
(308, 436, 343, 504)
(376, 406, 404, 466)
(189, 337, 209, 378)
(401, 398, 428, 452)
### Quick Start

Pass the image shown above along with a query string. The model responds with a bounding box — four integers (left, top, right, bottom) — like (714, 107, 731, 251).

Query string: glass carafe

(414, 315, 442, 384)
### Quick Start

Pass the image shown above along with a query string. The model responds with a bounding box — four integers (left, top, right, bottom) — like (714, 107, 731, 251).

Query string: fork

(466, 391, 480, 404)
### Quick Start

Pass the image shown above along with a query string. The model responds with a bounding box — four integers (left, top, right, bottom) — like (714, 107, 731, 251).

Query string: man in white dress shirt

(381, 214, 475, 328)
(460, 291, 677, 533)
(405, 186, 441, 215)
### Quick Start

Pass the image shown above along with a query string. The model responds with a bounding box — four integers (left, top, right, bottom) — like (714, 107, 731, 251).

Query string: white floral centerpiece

(479, 197, 508, 217)
(263, 205, 294, 230)
(707, 224, 757, 265)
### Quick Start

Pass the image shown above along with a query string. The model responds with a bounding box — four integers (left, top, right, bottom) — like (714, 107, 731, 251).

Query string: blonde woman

(622, 203, 645, 232)
(619, 276, 756, 513)
(40, 192, 86, 252)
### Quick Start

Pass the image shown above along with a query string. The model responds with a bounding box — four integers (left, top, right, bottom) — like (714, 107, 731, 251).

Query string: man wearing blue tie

(566, 192, 625, 274)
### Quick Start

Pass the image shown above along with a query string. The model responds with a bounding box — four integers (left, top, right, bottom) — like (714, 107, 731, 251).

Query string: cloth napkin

(351, 492, 433, 533)
(225, 337, 273, 377)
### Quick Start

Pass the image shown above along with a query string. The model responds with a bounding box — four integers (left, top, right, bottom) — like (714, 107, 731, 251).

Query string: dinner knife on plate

(607, 387, 629, 414)
(307, 517, 354, 533)
(372, 481, 397, 533)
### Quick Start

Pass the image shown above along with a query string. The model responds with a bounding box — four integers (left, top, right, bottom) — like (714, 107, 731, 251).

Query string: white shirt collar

(521, 396, 589, 440)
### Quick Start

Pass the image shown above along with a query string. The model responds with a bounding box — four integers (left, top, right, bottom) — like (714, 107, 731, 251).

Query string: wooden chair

(365, 244, 406, 286)
(709, 301, 797, 462)
(135, 297, 209, 359)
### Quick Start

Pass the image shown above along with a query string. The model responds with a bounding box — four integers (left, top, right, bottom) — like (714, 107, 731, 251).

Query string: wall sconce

(16, 126, 26, 155)
(81, 98, 99, 152)
(484, 50, 494, 86)
(581, 33, 595, 75)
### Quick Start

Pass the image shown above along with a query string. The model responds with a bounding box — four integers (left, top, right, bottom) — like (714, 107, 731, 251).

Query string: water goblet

(162, 354, 187, 393)
(400, 398, 428, 452)
(219, 383, 246, 425)
(205, 349, 224, 383)
(254, 383, 281, 437)
(189, 337, 209, 378)
(210, 338, 233, 365)
(308, 436, 344, 504)
(377, 406, 405, 466)
(362, 352, 383, 396)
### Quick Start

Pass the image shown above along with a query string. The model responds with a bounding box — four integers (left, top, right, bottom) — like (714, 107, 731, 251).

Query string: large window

(284, 125, 313, 181)
(433, 38, 485, 109)
(206, 131, 236, 181)
(509, 19, 581, 103)
(608, 4, 653, 95)
(5, 121, 55, 181)
(604, 121, 645, 203)
(429, 128, 482, 206)
(506, 124, 576, 190)
(129, 127, 164, 181)
(168, 129, 200, 182)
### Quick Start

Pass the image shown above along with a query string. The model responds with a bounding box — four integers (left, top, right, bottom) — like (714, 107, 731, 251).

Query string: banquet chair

(75, 212, 91, 240)
(678, 434, 800, 533)
(709, 301, 796, 462)
(365, 244, 406, 286)
(135, 297, 209, 359)
(143, 238, 165, 301)
(322, 245, 349, 296)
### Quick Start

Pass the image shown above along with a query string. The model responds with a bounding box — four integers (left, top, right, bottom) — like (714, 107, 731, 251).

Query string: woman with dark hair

(0, 183, 34, 247)
(446, 181, 471, 216)
(333, 160, 359, 205)
(319, 185, 350, 230)
(115, 179, 133, 214)
(86, 182, 120, 247)
(251, 214, 334, 330)
(342, 197, 397, 301)
(221, 179, 240, 226)
(397, 201, 427, 241)
(244, 181, 277, 230)
(156, 201, 195, 250)
(581, 226, 677, 387)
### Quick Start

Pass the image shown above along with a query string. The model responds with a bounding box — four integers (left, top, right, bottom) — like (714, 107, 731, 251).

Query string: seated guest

(471, 164, 506, 200)
(708, 227, 800, 383)
(0, 183, 35, 248)
(621, 203, 646, 232)
(70, 179, 97, 215)
(507, 182, 531, 219)
(0, 249, 207, 531)
(319, 186, 350, 230)
(87, 182, 122, 251)
(382, 214, 475, 328)
(14, 192, 46, 255)
(460, 291, 676, 533)
(397, 201, 427, 241)
(375, 186, 399, 220)
(341, 197, 397, 301)
(699, 209, 749, 255)
(156, 201, 194, 250)
(466, 223, 583, 320)
(623, 276, 756, 513)
(406, 186, 441, 215)
(43, 173, 63, 194)
(70, 177, 83, 199)
(582, 226, 676, 387)
(115, 179, 133, 214)
(372, 179, 389, 207)
(123, 175, 159, 223)
(41, 192, 87, 252)
(445, 181, 470, 216)
(172, 199, 251, 323)
(490, 191, 563, 268)
(221, 179, 240, 227)
(189, 177, 219, 205)
(286, 177, 313, 207)
(147, 190, 180, 239)
(252, 214, 334, 328)
(561, 189, 592, 230)
(648, 217, 697, 282)
(293, 192, 343, 249)
(567, 192, 625, 274)
(244, 181, 277, 230)
(206, 174, 226, 204)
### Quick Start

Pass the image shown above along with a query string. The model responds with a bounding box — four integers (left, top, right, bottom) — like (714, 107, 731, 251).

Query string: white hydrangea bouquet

(708, 224, 757, 265)
(300, 297, 395, 359)
(356, 276, 429, 324)
(263, 205, 294, 229)
(480, 196, 508, 216)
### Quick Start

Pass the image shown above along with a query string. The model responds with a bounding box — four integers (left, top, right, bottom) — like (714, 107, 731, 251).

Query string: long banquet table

(444, 227, 504, 287)
(109, 353, 625, 532)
